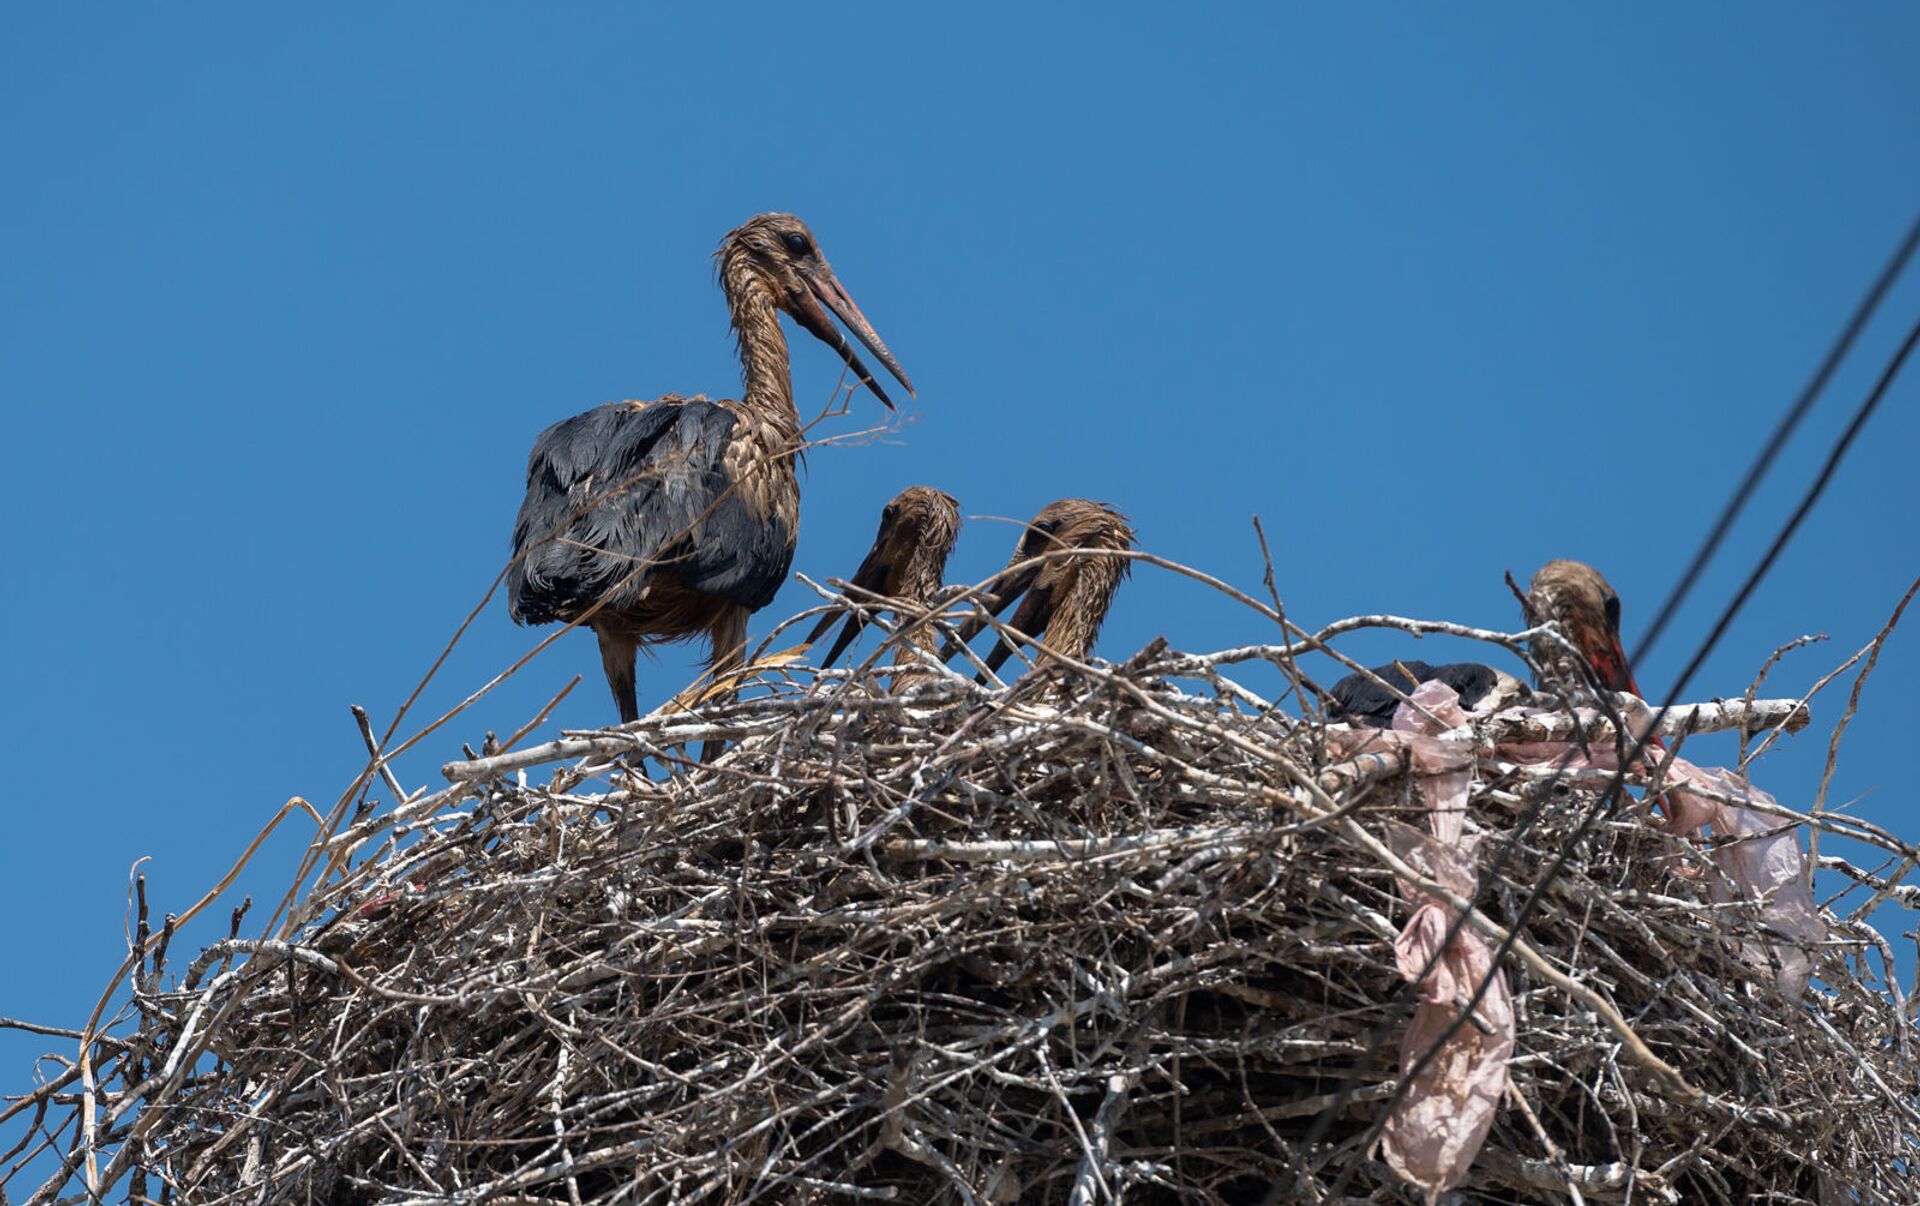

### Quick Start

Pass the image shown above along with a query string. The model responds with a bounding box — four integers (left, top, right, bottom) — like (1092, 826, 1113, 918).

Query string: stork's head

(718, 213, 914, 408)
(807, 486, 961, 668)
(956, 499, 1136, 674)
(872, 486, 964, 596)
(1004, 499, 1136, 592)
(1526, 559, 1641, 698)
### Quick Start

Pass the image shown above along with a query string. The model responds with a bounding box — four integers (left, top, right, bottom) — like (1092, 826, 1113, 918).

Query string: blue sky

(3, 3, 1918, 1162)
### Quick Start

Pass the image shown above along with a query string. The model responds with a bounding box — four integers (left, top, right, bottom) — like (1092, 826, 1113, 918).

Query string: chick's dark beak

(979, 580, 1057, 681)
(949, 562, 1039, 649)
(809, 612, 867, 670)
(805, 523, 905, 668)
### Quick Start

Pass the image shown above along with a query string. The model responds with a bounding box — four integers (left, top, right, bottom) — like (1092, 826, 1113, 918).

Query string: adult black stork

(946, 499, 1135, 680)
(1326, 559, 1637, 727)
(806, 486, 962, 670)
(507, 214, 913, 734)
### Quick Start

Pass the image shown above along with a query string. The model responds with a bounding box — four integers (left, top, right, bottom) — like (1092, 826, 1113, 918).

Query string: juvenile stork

(1521, 559, 1642, 703)
(507, 214, 912, 729)
(806, 486, 962, 669)
(1326, 559, 1638, 727)
(947, 499, 1135, 680)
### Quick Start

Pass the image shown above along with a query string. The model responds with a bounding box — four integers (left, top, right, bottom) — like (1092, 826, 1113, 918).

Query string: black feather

(1326, 660, 1502, 727)
(507, 400, 793, 625)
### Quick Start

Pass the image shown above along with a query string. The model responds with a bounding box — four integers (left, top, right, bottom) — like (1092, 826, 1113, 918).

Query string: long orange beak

(791, 271, 914, 409)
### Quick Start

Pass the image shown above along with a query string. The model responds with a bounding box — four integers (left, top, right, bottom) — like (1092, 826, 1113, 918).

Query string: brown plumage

(806, 486, 962, 670)
(1525, 559, 1642, 700)
(507, 214, 912, 742)
(1525, 559, 1681, 816)
(949, 499, 1135, 679)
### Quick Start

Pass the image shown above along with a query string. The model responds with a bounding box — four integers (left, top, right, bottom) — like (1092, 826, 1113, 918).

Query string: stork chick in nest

(947, 499, 1135, 681)
(806, 486, 962, 671)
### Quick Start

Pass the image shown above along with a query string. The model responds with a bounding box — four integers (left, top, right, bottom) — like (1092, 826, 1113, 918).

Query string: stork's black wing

(507, 400, 794, 625)
(1326, 660, 1502, 727)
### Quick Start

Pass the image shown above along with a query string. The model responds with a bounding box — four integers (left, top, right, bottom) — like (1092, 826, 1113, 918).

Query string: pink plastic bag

(1374, 682, 1516, 1200)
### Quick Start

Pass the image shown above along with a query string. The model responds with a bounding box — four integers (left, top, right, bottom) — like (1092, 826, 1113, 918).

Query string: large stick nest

(6, 614, 1917, 1205)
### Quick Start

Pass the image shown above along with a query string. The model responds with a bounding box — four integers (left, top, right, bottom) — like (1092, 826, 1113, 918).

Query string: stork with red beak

(1327, 559, 1644, 726)
(1522, 559, 1642, 702)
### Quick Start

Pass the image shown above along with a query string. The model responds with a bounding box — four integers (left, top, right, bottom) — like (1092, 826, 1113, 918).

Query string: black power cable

(1665, 310, 1920, 706)
(1634, 213, 1920, 671)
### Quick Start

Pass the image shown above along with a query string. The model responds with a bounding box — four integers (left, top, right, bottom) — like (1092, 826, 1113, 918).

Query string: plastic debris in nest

(1327, 671, 1830, 1201)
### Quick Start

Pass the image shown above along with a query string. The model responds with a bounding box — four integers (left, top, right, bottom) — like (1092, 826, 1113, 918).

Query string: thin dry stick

(1806, 575, 1920, 895)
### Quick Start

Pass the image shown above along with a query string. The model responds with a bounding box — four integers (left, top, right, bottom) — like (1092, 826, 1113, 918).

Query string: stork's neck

(719, 252, 799, 428)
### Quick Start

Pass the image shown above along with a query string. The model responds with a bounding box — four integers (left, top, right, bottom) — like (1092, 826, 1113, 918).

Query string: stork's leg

(700, 605, 749, 763)
(595, 626, 640, 725)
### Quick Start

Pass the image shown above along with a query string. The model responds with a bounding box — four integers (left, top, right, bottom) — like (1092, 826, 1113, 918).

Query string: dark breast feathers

(507, 399, 794, 626)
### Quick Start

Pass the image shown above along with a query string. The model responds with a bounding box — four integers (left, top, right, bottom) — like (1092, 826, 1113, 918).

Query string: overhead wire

(1663, 309, 1920, 706)
(1633, 212, 1920, 670)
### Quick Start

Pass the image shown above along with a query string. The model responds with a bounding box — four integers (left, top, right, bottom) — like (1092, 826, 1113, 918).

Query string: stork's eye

(782, 232, 812, 256)
(1604, 595, 1621, 630)
(1022, 520, 1059, 549)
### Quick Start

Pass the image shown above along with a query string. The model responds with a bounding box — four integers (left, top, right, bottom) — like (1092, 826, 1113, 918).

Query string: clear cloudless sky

(3, 1, 1918, 1159)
